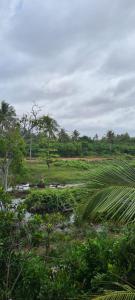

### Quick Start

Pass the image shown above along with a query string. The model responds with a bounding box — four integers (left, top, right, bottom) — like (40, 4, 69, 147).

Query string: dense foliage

(25, 134, 135, 158)
(0, 188, 135, 300)
(25, 188, 75, 214)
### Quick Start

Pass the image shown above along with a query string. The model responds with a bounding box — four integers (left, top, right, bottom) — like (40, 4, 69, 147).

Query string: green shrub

(110, 226, 135, 284)
(66, 238, 109, 291)
(54, 159, 91, 170)
(25, 188, 75, 214)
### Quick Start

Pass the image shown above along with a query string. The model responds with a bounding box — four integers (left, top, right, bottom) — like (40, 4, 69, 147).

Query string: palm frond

(88, 161, 135, 189)
(83, 161, 135, 223)
(94, 291, 135, 300)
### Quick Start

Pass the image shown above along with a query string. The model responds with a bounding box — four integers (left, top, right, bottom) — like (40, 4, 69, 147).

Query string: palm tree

(58, 128, 70, 142)
(0, 101, 15, 119)
(106, 130, 115, 152)
(0, 101, 16, 132)
(37, 115, 59, 169)
(38, 115, 59, 139)
(72, 129, 80, 141)
(83, 161, 135, 224)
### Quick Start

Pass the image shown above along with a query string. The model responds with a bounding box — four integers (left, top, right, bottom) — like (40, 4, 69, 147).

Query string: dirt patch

(58, 157, 112, 162)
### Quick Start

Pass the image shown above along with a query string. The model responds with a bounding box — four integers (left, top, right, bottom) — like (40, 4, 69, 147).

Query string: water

(11, 198, 31, 221)
(7, 184, 30, 192)
(7, 182, 84, 193)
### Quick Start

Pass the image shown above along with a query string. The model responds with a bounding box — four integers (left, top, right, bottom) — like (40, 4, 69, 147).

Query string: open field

(17, 158, 111, 185)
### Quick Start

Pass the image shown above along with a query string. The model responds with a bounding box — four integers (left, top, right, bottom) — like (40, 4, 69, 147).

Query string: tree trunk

(29, 136, 32, 160)
(109, 143, 112, 152)
(4, 167, 8, 192)
(1, 158, 12, 191)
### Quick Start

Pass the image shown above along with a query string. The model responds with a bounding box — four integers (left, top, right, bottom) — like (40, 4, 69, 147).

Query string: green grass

(16, 157, 135, 185)
(8, 157, 135, 187)
(18, 159, 107, 185)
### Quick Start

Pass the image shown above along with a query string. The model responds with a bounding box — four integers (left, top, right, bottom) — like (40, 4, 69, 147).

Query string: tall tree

(93, 133, 98, 141)
(37, 115, 59, 139)
(106, 130, 115, 152)
(58, 128, 70, 143)
(20, 104, 40, 160)
(72, 130, 80, 141)
(37, 115, 59, 169)
(0, 101, 25, 191)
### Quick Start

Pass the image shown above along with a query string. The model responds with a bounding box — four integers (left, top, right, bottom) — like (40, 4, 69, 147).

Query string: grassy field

(14, 156, 135, 185)
(17, 158, 109, 185)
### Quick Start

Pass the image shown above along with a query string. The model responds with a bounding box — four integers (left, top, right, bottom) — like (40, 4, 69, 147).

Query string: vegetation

(15, 158, 103, 185)
(25, 188, 75, 214)
(83, 161, 135, 223)
(1, 101, 135, 299)
(0, 192, 135, 299)
(0, 101, 25, 191)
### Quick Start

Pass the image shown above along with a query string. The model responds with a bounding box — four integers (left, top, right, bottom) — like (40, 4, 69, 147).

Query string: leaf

(95, 291, 135, 300)
(83, 161, 135, 223)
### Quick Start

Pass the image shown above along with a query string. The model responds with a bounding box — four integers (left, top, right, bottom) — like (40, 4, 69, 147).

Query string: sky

(1, 0, 135, 136)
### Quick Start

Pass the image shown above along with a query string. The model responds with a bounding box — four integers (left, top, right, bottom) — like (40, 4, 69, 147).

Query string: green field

(18, 158, 111, 185)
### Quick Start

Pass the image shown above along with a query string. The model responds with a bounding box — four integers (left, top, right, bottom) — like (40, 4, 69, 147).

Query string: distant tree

(0, 101, 16, 126)
(37, 115, 59, 139)
(106, 130, 115, 152)
(20, 103, 41, 160)
(80, 135, 92, 142)
(58, 128, 70, 142)
(37, 115, 59, 168)
(72, 130, 80, 141)
(93, 134, 98, 141)
(116, 132, 130, 142)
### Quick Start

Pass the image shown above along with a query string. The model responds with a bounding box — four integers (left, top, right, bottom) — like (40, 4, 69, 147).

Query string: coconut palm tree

(83, 161, 135, 224)
(0, 101, 15, 119)
(37, 115, 59, 139)
(0, 101, 16, 132)
(36, 115, 59, 169)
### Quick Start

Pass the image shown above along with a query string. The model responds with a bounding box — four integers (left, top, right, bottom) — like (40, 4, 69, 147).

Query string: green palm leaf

(94, 291, 135, 300)
(83, 161, 135, 223)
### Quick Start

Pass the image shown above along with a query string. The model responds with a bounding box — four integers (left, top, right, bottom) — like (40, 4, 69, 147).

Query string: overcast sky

(1, 0, 135, 136)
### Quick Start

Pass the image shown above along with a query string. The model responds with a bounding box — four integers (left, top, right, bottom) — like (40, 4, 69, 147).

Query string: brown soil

(58, 157, 112, 162)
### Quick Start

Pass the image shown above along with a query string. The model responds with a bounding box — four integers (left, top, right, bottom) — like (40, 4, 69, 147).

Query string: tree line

(17, 101, 135, 159)
(0, 100, 135, 190)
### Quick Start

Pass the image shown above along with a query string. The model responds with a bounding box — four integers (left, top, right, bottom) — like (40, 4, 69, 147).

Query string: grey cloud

(8, 0, 135, 74)
(1, 0, 135, 135)
(112, 77, 135, 96)
(102, 42, 135, 76)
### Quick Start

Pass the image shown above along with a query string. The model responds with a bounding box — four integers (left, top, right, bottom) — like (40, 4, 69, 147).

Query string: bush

(65, 237, 109, 292)
(110, 225, 135, 284)
(54, 159, 91, 170)
(25, 188, 75, 214)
